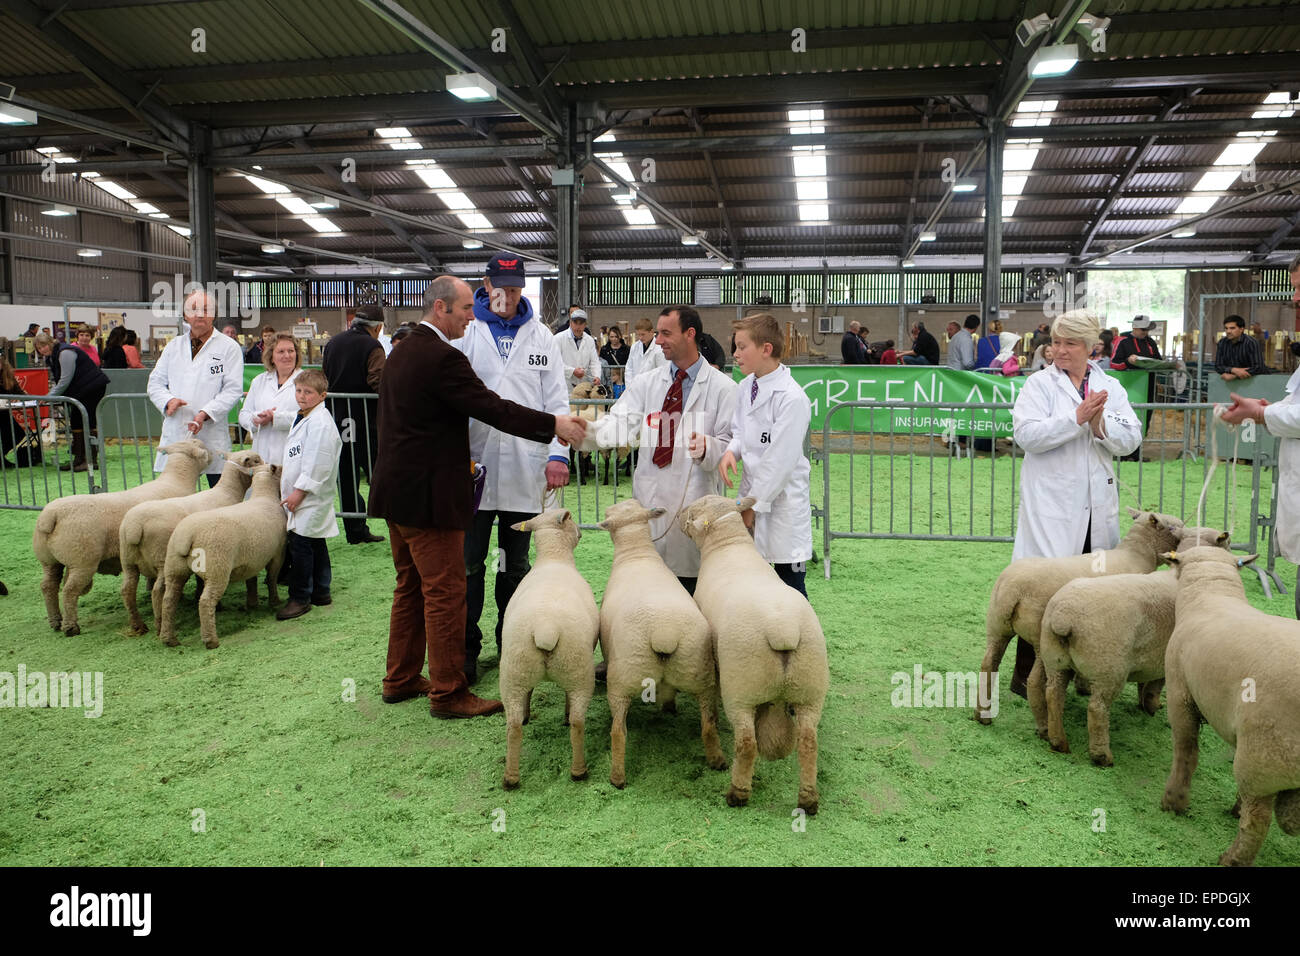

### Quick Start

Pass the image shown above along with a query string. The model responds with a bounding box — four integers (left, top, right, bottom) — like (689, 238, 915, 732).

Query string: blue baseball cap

(485, 252, 526, 288)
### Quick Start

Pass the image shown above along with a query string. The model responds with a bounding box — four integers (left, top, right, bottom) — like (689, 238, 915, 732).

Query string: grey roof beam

(458, 118, 557, 231)
(689, 110, 742, 260)
(493, 0, 566, 126)
(1249, 207, 1300, 259)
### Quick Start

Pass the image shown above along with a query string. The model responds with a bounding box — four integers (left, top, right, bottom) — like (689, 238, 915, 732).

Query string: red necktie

(653, 368, 687, 468)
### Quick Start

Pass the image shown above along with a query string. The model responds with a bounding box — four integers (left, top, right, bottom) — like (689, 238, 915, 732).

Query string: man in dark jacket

(369, 276, 588, 719)
(322, 305, 386, 544)
(840, 322, 868, 364)
(1109, 316, 1162, 370)
(898, 322, 941, 365)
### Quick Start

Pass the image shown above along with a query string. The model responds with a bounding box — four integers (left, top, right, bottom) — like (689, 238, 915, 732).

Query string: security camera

(0, 82, 15, 102)
(1017, 13, 1053, 46)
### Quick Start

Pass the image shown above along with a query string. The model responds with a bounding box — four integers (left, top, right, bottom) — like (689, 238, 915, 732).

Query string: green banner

(750, 365, 1151, 436)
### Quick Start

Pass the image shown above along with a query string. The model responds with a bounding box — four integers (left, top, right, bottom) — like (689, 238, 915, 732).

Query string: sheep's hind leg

(122, 566, 147, 635)
(60, 567, 95, 636)
(974, 628, 1012, 725)
(725, 706, 758, 808)
(566, 690, 591, 781)
(609, 693, 631, 789)
(150, 575, 166, 635)
(503, 694, 526, 790)
(197, 575, 227, 649)
(41, 563, 64, 631)
(1160, 686, 1201, 815)
(794, 704, 821, 815)
(1045, 665, 1073, 755)
(698, 687, 727, 772)
(159, 575, 186, 646)
(1220, 792, 1275, 866)
(1085, 681, 1120, 766)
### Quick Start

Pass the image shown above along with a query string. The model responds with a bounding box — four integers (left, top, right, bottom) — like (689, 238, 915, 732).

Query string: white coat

(1011, 361, 1143, 560)
(456, 316, 569, 514)
(585, 360, 737, 576)
(281, 405, 342, 539)
(727, 364, 814, 564)
(1261, 366, 1300, 562)
(554, 329, 601, 389)
(237, 368, 301, 468)
(147, 330, 245, 474)
(626, 338, 665, 381)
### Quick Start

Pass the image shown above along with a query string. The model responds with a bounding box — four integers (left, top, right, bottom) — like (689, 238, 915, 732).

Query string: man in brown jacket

(369, 276, 588, 719)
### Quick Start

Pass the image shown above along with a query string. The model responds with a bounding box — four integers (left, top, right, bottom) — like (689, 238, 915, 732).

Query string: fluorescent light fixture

(901, 258, 915, 268)
(791, 125, 825, 135)
(1092, 258, 1110, 266)
(795, 180, 828, 200)
(80, 171, 99, 179)
(41, 203, 75, 217)
(244, 174, 289, 194)
(233, 269, 257, 277)
(621, 207, 656, 225)
(1017, 99, 1059, 113)
(680, 234, 700, 246)
(304, 217, 340, 233)
(720, 261, 735, 270)
(375, 127, 412, 139)
(613, 187, 636, 204)
(76, 248, 102, 257)
(445, 72, 496, 102)
(593, 132, 617, 143)
(131, 201, 160, 214)
(787, 109, 824, 121)
(462, 238, 483, 250)
(457, 212, 493, 230)
(1172, 227, 1196, 238)
(148, 212, 169, 219)
(277, 196, 318, 215)
(308, 195, 339, 210)
(36, 146, 59, 154)
(792, 155, 827, 177)
(261, 243, 285, 253)
(0, 104, 37, 125)
(798, 204, 829, 222)
(1264, 92, 1295, 105)
(414, 167, 457, 189)
(92, 180, 136, 201)
(1028, 43, 1079, 78)
(953, 178, 978, 193)
(438, 192, 476, 210)
(918, 230, 937, 242)
(168, 225, 191, 237)
(53, 155, 75, 164)
(388, 268, 405, 275)
(387, 140, 422, 150)
(1214, 141, 1267, 167)
(1191, 170, 1239, 192)
(1176, 195, 1217, 214)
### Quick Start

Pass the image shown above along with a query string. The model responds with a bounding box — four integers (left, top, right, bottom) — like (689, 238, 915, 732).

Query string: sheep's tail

(1037, 606, 1072, 672)
(120, 517, 144, 551)
(1276, 789, 1300, 836)
(532, 623, 560, 653)
(35, 508, 57, 537)
(986, 577, 1017, 642)
(756, 702, 796, 760)
(167, 525, 195, 568)
(649, 625, 679, 656)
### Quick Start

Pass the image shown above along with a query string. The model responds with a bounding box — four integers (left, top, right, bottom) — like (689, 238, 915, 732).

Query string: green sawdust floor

(0, 450, 1297, 866)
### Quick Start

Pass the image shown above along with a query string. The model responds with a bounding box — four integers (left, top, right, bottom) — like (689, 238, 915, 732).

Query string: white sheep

(1039, 526, 1229, 766)
(975, 508, 1185, 735)
(118, 449, 264, 636)
(571, 380, 629, 483)
(33, 438, 212, 636)
(681, 495, 829, 814)
(158, 463, 286, 649)
(499, 509, 600, 789)
(1160, 545, 1300, 866)
(597, 499, 727, 788)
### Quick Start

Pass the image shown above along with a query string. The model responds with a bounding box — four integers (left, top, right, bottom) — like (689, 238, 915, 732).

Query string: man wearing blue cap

(454, 253, 571, 681)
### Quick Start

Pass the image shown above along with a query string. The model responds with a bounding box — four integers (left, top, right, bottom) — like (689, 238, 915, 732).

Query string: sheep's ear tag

(518, 521, 528, 532)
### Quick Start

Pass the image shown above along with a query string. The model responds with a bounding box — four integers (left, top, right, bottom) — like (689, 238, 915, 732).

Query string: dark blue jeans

(287, 531, 331, 604)
(901, 355, 932, 366)
(464, 509, 533, 658)
(774, 562, 807, 598)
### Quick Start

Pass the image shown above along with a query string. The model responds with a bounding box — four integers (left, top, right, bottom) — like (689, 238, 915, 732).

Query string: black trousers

(464, 509, 533, 660)
(774, 562, 808, 597)
(331, 402, 378, 538)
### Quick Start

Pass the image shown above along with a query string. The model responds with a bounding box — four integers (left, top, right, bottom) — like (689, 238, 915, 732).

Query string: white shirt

(238, 368, 301, 468)
(147, 330, 245, 474)
(281, 405, 342, 538)
(554, 329, 601, 390)
(626, 338, 665, 381)
(1262, 369, 1300, 562)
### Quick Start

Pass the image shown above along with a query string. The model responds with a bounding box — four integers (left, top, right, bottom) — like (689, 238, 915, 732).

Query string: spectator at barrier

(122, 330, 143, 369)
(1030, 342, 1055, 372)
(1009, 308, 1141, 696)
(898, 322, 940, 366)
(976, 319, 1004, 368)
(600, 326, 630, 386)
(0, 344, 41, 468)
(100, 326, 130, 369)
(455, 252, 570, 682)
(1111, 318, 1162, 371)
(1030, 322, 1052, 354)
(322, 304, 385, 545)
(276, 367, 343, 622)
(1215, 314, 1269, 381)
(859, 327, 881, 364)
(720, 312, 814, 598)
(1220, 253, 1300, 616)
(239, 333, 302, 467)
(368, 275, 587, 719)
(626, 317, 664, 381)
(390, 322, 416, 346)
(879, 340, 898, 365)
(947, 316, 978, 371)
(555, 308, 601, 390)
(1092, 329, 1115, 368)
(841, 321, 868, 365)
(73, 326, 101, 367)
(34, 331, 110, 474)
(244, 325, 277, 365)
(146, 290, 245, 488)
(220, 324, 239, 340)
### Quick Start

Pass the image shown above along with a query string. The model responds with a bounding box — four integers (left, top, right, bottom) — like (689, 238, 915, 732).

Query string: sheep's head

(1165, 546, 1256, 581)
(598, 498, 666, 532)
(511, 508, 580, 548)
(215, 450, 264, 492)
(1171, 526, 1231, 555)
(158, 438, 214, 472)
(570, 381, 598, 401)
(1124, 508, 1185, 553)
(680, 495, 755, 544)
(249, 462, 282, 497)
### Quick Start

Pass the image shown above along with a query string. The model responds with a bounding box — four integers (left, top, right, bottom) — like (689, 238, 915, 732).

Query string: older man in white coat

(554, 309, 601, 390)
(584, 304, 737, 596)
(1221, 252, 1300, 617)
(147, 290, 245, 487)
(1008, 308, 1143, 695)
(456, 253, 572, 680)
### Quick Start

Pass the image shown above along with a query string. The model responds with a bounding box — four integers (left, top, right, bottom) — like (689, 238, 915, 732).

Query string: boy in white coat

(720, 312, 814, 598)
(278, 369, 343, 620)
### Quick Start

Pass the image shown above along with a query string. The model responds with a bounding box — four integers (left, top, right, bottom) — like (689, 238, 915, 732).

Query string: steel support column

(981, 120, 1005, 335)
(187, 123, 217, 286)
(555, 107, 581, 314)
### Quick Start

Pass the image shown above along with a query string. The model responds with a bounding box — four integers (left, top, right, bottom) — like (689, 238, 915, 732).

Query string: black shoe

(347, 531, 384, 544)
(311, 594, 332, 607)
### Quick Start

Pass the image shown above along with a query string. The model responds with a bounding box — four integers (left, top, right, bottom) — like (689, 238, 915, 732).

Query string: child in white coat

(278, 368, 343, 620)
(719, 313, 814, 598)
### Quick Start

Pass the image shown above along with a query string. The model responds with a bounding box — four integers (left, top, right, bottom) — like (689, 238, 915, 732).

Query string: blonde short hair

(295, 368, 328, 395)
(1051, 309, 1102, 344)
(634, 318, 653, 332)
(263, 333, 302, 371)
(732, 312, 784, 358)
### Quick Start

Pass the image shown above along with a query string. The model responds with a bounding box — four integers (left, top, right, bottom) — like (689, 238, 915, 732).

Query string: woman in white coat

(146, 294, 245, 485)
(1008, 308, 1142, 692)
(238, 333, 302, 468)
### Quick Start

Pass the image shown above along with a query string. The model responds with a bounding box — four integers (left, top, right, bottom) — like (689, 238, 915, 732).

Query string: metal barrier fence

(0, 395, 98, 508)
(819, 398, 1288, 598)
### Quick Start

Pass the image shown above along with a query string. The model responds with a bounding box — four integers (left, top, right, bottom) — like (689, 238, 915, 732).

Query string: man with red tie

(582, 305, 737, 594)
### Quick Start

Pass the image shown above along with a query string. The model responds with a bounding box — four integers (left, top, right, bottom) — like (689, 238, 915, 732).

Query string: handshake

(554, 414, 589, 447)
